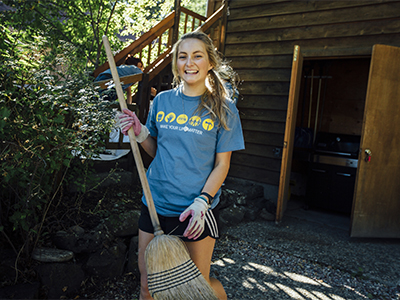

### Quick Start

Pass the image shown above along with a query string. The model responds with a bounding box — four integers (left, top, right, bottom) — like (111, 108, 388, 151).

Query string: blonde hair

(171, 31, 233, 130)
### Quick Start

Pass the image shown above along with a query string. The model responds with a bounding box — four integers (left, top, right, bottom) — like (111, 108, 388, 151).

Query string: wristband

(196, 195, 211, 209)
(200, 192, 214, 204)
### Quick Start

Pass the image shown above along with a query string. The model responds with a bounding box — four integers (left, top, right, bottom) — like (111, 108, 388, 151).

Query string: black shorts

(138, 203, 220, 242)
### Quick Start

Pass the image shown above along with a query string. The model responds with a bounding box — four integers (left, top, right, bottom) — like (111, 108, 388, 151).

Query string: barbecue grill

(306, 132, 361, 214)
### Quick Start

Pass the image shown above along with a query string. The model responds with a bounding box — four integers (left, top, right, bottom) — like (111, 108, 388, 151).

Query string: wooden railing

(94, 8, 207, 78)
(94, 4, 227, 151)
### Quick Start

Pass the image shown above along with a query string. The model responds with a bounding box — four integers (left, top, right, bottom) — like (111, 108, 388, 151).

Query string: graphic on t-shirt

(156, 110, 210, 135)
(189, 116, 201, 127)
(165, 112, 176, 123)
(202, 119, 214, 131)
(156, 111, 164, 122)
(177, 114, 188, 125)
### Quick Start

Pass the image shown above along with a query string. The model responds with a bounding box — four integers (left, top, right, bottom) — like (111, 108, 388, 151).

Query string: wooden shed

(209, 0, 400, 238)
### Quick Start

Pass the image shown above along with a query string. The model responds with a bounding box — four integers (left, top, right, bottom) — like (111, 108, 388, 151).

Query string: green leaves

(0, 107, 11, 133)
(0, 34, 115, 247)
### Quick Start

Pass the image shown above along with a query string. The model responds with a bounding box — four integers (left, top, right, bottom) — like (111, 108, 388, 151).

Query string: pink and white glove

(179, 197, 209, 240)
(116, 108, 149, 143)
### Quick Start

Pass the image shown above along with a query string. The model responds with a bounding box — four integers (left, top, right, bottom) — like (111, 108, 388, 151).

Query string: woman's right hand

(116, 109, 149, 142)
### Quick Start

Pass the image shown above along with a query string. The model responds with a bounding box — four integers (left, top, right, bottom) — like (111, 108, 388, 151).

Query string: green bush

(0, 25, 116, 254)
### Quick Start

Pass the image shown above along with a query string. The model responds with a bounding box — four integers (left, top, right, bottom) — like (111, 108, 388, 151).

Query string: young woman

(118, 31, 245, 299)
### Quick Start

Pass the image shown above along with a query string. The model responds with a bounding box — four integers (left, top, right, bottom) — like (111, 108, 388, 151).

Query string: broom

(102, 35, 218, 300)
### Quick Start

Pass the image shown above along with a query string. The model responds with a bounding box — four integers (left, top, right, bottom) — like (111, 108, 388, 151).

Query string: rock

(53, 226, 114, 254)
(84, 240, 127, 278)
(259, 208, 275, 221)
(220, 189, 247, 209)
(35, 263, 85, 299)
(52, 230, 78, 252)
(0, 282, 40, 300)
(247, 197, 277, 215)
(248, 197, 268, 209)
(103, 210, 141, 237)
(70, 225, 85, 235)
(243, 184, 264, 200)
(265, 198, 277, 214)
(223, 178, 264, 201)
(32, 247, 74, 263)
(219, 205, 246, 228)
(244, 207, 259, 221)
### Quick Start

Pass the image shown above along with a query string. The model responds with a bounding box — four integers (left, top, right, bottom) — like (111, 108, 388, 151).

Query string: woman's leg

(138, 229, 154, 300)
(185, 237, 227, 300)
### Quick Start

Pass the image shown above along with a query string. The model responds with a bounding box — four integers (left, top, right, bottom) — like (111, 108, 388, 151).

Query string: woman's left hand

(179, 197, 209, 240)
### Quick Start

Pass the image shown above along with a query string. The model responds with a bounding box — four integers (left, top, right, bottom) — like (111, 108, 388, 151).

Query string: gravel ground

(81, 206, 400, 300)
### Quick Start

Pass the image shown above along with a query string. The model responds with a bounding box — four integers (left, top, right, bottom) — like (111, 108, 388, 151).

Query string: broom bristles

(145, 234, 218, 300)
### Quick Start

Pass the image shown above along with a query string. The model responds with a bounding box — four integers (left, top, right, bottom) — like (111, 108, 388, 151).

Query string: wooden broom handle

(102, 35, 163, 236)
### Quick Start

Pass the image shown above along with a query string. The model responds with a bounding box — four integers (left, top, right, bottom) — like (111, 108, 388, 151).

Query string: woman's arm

(140, 136, 157, 158)
(201, 151, 232, 201)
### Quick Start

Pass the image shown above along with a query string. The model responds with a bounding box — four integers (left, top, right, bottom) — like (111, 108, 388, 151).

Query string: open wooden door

(276, 45, 303, 223)
(351, 44, 400, 238)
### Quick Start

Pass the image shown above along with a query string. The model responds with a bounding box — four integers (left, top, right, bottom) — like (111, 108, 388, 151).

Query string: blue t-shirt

(143, 87, 245, 216)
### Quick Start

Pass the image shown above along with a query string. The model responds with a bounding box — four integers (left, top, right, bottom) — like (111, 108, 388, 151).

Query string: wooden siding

(225, 0, 400, 185)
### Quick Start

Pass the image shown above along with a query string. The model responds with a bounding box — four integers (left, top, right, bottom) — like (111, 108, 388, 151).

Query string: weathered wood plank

(241, 119, 286, 134)
(238, 95, 288, 110)
(229, 163, 280, 186)
(244, 130, 284, 146)
(232, 152, 282, 172)
(228, 2, 400, 32)
(228, 0, 397, 20)
(239, 143, 280, 159)
(240, 108, 287, 122)
(229, 55, 292, 69)
(225, 34, 400, 57)
(238, 68, 291, 82)
(229, 0, 287, 10)
(240, 81, 290, 95)
(226, 18, 400, 45)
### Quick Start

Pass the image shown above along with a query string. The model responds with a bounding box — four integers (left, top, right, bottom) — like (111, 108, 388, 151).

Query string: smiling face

(176, 38, 213, 95)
